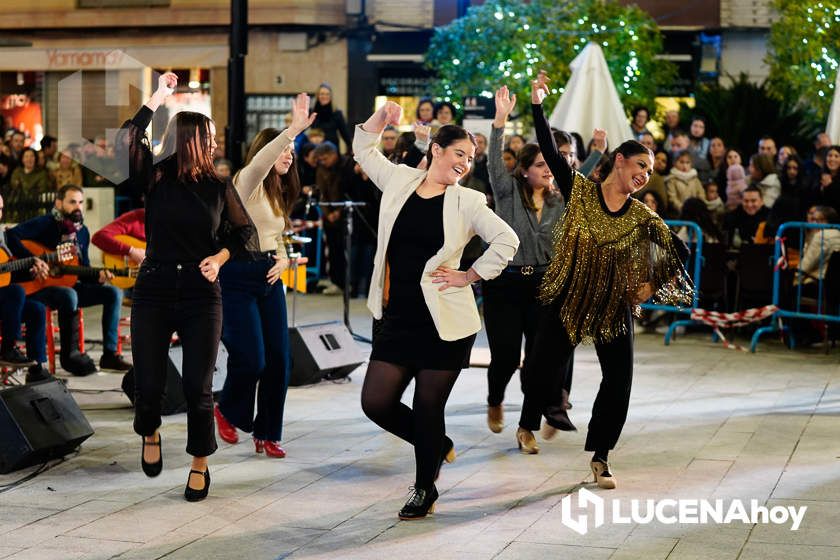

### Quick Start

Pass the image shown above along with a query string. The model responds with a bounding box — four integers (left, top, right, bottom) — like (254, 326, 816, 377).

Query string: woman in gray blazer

(353, 101, 518, 520)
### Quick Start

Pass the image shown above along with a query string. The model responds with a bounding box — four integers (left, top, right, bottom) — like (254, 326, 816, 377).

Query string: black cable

(0, 452, 75, 494)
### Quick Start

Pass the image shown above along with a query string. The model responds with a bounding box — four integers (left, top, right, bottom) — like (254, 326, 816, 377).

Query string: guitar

(102, 234, 145, 289)
(0, 242, 76, 290)
(18, 240, 136, 295)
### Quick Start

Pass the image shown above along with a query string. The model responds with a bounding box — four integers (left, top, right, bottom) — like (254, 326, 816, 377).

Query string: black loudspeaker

(0, 380, 94, 474)
(121, 358, 187, 416)
(289, 321, 364, 386)
(121, 343, 229, 415)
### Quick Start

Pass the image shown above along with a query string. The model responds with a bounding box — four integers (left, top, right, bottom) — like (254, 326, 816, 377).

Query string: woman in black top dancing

(121, 72, 258, 501)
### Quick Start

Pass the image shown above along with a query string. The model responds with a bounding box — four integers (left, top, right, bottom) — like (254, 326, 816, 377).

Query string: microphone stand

(319, 201, 371, 344)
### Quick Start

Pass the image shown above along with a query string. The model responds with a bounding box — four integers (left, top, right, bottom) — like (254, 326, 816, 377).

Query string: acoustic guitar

(18, 240, 135, 295)
(101, 234, 145, 289)
(0, 242, 76, 290)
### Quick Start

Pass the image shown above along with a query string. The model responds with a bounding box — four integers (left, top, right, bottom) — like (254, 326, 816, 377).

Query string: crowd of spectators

(3, 95, 839, 335)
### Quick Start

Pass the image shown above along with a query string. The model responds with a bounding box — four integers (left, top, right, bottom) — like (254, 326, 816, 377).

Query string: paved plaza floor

(1, 295, 838, 559)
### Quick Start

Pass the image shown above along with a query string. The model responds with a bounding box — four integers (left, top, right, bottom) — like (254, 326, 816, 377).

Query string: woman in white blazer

(354, 101, 518, 520)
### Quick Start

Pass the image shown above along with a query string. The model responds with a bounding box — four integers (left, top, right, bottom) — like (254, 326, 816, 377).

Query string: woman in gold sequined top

(524, 71, 693, 490)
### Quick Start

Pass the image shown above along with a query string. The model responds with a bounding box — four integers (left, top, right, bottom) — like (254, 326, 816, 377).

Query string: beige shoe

(487, 405, 504, 433)
(516, 427, 540, 454)
(590, 459, 617, 489)
(541, 421, 558, 441)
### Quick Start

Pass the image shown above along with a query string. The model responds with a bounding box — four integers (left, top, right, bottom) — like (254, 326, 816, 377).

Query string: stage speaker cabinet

(120, 343, 229, 415)
(290, 321, 364, 386)
(0, 380, 94, 474)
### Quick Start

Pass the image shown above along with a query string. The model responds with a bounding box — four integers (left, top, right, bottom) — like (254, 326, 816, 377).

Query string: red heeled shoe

(214, 405, 238, 444)
(254, 438, 285, 458)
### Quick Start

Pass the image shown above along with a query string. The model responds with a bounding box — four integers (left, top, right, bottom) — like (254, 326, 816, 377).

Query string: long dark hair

(599, 140, 653, 179)
(425, 125, 476, 167)
(780, 153, 803, 193)
(512, 143, 559, 211)
(680, 197, 722, 241)
(241, 128, 301, 217)
(391, 131, 416, 164)
(158, 111, 218, 183)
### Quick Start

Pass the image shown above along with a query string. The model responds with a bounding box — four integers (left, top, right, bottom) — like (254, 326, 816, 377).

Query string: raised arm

(579, 128, 607, 178)
(116, 72, 177, 200)
(235, 93, 315, 201)
(531, 72, 573, 199)
(353, 101, 405, 190)
(488, 86, 518, 202)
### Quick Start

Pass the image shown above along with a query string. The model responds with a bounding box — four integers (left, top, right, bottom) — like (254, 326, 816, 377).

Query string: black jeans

(218, 258, 291, 441)
(484, 271, 574, 428)
(131, 261, 222, 457)
(521, 299, 633, 452)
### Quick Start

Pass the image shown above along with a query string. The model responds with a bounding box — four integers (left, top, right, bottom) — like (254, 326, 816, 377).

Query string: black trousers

(484, 271, 574, 430)
(522, 299, 633, 452)
(131, 261, 222, 457)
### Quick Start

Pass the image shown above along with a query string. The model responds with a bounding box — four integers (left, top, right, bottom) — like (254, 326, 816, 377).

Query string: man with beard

(6, 184, 131, 375)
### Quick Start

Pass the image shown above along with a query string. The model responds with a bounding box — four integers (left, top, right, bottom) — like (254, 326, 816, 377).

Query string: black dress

(370, 192, 476, 370)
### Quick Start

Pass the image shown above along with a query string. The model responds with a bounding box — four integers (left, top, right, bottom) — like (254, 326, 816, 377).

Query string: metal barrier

(639, 220, 703, 345)
(750, 221, 840, 352)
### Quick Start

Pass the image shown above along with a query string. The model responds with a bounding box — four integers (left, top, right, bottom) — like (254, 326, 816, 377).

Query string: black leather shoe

(0, 347, 36, 367)
(25, 364, 51, 384)
(184, 468, 210, 502)
(141, 434, 162, 477)
(398, 485, 438, 520)
(61, 351, 97, 376)
(100, 352, 132, 372)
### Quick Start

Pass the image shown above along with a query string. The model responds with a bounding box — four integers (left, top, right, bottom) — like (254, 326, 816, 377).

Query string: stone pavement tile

(495, 542, 615, 560)
(630, 518, 752, 544)
(0, 506, 59, 535)
(34, 535, 140, 558)
(695, 430, 753, 461)
(161, 524, 326, 560)
(0, 549, 21, 559)
(664, 540, 741, 560)
(65, 494, 216, 541)
(749, 500, 840, 546)
(738, 542, 840, 560)
(1, 499, 132, 548)
(771, 464, 840, 502)
(106, 527, 206, 560)
(1, 549, 86, 560)
(609, 535, 678, 559)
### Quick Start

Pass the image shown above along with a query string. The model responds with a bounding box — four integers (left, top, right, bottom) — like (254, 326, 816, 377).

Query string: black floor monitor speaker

(289, 321, 364, 386)
(0, 379, 94, 474)
(121, 358, 187, 416)
(121, 343, 229, 415)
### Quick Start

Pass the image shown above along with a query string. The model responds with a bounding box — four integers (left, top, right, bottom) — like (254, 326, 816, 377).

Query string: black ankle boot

(184, 468, 210, 502)
(398, 485, 438, 520)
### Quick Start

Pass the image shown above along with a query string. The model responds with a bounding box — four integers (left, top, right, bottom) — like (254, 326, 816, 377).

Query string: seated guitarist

(91, 208, 146, 266)
(0, 194, 51, 383)
(6, 184, 131, 375)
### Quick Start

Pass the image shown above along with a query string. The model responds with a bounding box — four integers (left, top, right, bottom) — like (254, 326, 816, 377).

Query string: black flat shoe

(141, 434, 162, 477)
(398, 485, 438, 520)
(184, 468, 210, 502)
(434, 436, 456, 482)
(545, 409, 577, 432)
